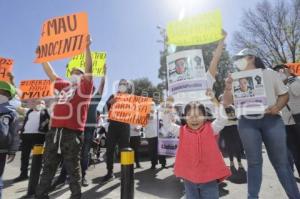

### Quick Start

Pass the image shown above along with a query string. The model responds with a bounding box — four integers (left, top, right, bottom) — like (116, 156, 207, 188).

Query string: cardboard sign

(35, 12, 89, 63)
(286, 63, 300, 76)
(66, 52, 106, 77)
(19, 80, 54, 100)
(167, 49, 207, 95)
(157, 108, 179, 156)
(232, 69, 267, 117)
(108, 94, 152, 126)
(167, 10, 222, 46)
(0, 57, 13, 83)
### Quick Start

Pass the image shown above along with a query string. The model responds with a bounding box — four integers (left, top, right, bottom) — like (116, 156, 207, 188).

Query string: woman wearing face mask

(273, 64, 300, 179)
(101, 79, 132, 183)
(223, 49, 300, 199)
(13, 99, 50, 182)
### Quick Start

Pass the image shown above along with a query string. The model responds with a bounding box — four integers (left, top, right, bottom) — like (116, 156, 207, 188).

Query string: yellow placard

(66, 52, 106, 77)
(167, 10, 223, 46)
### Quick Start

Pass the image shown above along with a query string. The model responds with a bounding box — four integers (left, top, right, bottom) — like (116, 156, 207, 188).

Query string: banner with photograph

(157, 105, 181, 156)
(167, 49, 207, 96)
(232, 69, 267, 116)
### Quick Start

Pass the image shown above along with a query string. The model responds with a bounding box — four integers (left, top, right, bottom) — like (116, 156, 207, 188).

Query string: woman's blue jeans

(238, 115, 300, 199)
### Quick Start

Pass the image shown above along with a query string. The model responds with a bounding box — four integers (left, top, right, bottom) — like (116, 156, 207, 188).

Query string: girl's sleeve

(212, 105, 228, 135)
(162, 113, 180, 137)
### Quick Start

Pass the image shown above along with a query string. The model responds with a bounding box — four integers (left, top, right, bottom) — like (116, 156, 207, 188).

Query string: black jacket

(21, 108, 50, 134)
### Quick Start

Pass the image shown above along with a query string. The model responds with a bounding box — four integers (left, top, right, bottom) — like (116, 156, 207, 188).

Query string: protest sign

(108, 94, 152, 126)
(167, 10, 222, 46)
(285, 63, 300, 76)
(19, 80, 54, 100)
(158, 137, 179, 156)
(35, 12, 89, 63)
(66, 52, 106, 77)
(0, 57, 13, 83)
(157, 105, 180, 156)
(167, 49, 207, 96)
(232, 69, 267, 116)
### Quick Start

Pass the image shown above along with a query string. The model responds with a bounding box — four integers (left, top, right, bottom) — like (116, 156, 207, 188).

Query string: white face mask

(279, 73, 288, 81)
(70, 74, 82, 85)
(234, 58, 248, 71)
(118, 85, 128, 93)
(9, 97, 21, 108)
(0, 95, 9, 104)
(35, 104, 45, 111)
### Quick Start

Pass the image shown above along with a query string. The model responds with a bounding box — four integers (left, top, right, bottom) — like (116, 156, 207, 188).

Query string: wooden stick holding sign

(0, 57, 13, 83)
(108, 94, 153, 126)
(19, 80, 54, 100)
(35, 12, 89, 63)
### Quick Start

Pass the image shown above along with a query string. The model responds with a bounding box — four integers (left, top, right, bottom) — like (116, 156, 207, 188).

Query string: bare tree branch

(232, 0, 300, 66)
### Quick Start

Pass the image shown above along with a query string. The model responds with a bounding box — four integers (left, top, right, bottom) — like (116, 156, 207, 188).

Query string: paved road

(2, 149, 300, 199)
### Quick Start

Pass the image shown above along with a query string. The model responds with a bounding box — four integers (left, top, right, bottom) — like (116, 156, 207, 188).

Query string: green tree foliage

(131, 78, 164, 104)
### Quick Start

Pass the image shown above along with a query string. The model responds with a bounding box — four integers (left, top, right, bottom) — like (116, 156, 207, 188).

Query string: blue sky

(0, 0, 274, 101)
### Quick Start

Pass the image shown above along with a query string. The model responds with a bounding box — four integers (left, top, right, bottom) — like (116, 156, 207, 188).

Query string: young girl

(163, 101, 231, 199)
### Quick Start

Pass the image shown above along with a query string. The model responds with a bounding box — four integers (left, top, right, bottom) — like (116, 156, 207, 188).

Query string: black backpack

(0, 111, 15, 150)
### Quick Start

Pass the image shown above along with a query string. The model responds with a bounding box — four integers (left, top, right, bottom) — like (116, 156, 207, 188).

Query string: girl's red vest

(174, 123, 231, 184)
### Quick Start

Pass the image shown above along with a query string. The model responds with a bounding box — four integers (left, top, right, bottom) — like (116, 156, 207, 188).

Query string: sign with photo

(167, 49, 207, 96)
(232, 69, 267, 116)
(157, 105, 181, 156)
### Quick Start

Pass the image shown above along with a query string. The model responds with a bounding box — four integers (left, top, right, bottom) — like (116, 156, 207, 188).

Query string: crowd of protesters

(0, 31, 300, 199)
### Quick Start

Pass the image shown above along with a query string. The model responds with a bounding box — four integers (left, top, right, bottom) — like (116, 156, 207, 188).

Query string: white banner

(232, 69, 268, 117)
(167, 49, 207, 96)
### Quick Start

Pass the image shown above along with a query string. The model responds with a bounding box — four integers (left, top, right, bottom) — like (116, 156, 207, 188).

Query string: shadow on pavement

(83, 171, 122, 198)
(82, 182, 120, 199)
(134, 167, 184, 199)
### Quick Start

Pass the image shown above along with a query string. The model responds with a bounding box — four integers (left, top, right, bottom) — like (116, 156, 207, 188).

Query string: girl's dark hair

(183, 101, 214, 122)
(254, 57, 266, 69)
